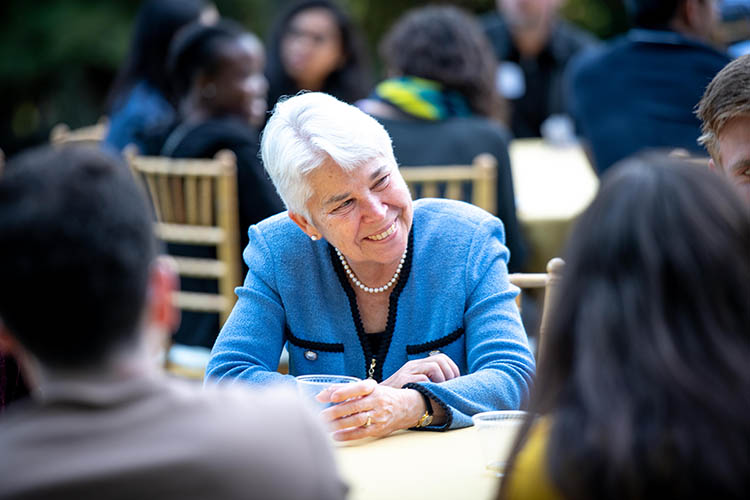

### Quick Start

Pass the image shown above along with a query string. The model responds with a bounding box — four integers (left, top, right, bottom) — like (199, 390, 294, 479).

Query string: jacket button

(304, 350, 318, 361)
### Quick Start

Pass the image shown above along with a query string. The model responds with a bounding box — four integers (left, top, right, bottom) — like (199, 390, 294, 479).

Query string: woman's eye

(332, 199, 353, 213)
(373, 174, 390, 189)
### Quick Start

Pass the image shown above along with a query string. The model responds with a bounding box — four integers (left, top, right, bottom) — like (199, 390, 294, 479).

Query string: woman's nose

(361, 194, 387, 220)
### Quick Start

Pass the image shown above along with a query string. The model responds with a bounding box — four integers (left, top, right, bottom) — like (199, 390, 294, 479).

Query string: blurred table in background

(334, 427, 500, 500)
(510, 138, 599, 272)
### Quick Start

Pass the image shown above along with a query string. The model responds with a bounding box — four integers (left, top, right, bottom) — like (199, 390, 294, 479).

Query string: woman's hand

(380, 353, 460, 389)
(317, 379, 425, 441)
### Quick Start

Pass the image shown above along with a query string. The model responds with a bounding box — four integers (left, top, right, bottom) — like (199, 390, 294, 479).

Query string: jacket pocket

(405, 327, 464, 355)
(285, 327, 346, 375)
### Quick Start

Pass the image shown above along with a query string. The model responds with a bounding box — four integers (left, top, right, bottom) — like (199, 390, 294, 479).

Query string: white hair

(260, 92, 396, 218)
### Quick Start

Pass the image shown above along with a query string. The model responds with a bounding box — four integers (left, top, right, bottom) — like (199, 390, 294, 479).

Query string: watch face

(423, 414, 433, 427)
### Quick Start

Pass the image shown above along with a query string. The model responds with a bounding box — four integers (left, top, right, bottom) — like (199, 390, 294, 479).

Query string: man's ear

(0, 320, 21, 356)
(288, 212, 321, 240)
(148, 256, 180, 335)
(708, 157, 718, 172)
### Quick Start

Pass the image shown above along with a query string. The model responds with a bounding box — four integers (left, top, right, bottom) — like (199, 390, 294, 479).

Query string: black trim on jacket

(406, 327, 465, 355)
(329, 226, 415, 382)
(285, 327, 344, 353)
(402, 382, 453, 430)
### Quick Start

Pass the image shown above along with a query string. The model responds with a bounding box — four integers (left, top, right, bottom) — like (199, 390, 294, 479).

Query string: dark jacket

(566, 29, 730, 173)
(482, 12, 597, 139)
(375, 115, 527, 272)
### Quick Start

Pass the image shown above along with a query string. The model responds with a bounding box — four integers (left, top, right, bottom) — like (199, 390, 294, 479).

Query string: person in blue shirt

(566, 0, 730, 174)
(104, 0, 217, 153)
(206, 92, 535, 441)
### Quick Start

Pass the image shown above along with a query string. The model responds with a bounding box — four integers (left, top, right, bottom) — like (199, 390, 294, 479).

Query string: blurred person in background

(481, 0, 597, 139)
(358, 5, 527, 272)
(697, 53, 750, 204)
(158, 20, 284, 349)
(104, 0, 217, 154)
(498, 152, 750, 500)
(567, 0, 730, 174)
(0, 145, 345, 500)
(265, 0, 371, 110)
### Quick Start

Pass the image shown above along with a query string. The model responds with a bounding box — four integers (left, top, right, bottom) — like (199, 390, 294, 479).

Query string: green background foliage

(0, 0, 628, 157)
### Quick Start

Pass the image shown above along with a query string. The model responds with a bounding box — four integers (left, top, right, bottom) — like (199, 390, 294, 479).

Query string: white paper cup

(472, 410, 528, 476)
(296, 374, 360, 411)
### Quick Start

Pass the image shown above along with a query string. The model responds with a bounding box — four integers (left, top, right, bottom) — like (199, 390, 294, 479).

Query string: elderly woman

(206, 92, 535, 440)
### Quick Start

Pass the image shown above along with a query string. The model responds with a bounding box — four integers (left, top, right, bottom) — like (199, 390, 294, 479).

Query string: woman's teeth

(367, 221, 396, 241)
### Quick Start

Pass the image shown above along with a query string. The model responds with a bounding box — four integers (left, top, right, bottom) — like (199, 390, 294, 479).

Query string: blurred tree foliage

(0, 0, 627, 157)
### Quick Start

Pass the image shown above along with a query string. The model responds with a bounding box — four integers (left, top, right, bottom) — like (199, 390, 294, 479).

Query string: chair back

(126, 150, 242, 326)
(50, 117, 108, 146)
(509, 257, 565, 362)
(399, 153, 497, 213)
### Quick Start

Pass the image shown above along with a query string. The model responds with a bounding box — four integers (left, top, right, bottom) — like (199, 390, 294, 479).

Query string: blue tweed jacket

(206, 198, 535, 429)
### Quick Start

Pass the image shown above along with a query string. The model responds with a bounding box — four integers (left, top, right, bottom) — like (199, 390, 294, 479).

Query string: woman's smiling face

(296, 155, 413, 267)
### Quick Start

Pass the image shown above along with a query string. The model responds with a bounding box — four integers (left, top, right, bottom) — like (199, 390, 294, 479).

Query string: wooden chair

(127, 150, 242, 378)
(509, 257, 565, 361)
(399, 153, 497, 213)
(50, 117, 108, 146)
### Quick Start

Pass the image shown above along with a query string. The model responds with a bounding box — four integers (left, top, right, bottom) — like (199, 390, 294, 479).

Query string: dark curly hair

(379, 5, 506, 122)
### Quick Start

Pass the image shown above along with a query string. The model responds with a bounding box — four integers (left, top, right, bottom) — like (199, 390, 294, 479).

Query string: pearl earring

(310, 235, 319, 241)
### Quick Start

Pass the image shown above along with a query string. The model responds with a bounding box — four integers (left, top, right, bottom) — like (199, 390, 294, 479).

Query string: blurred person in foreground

(567, 0, 730, 174)
(0, 146, 345, 500)
(105, 0, 218, 154)
(498, 152, 750, 500)
(481, 0, 597, 139)
(158, 20, 284, 349)
(357, 5, 526, 272)
(206, 92, 535, 441)
(265, 0, 371, 110)
(697, 53, 750, 204)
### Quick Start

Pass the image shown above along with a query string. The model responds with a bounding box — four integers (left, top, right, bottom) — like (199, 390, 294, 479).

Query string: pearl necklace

(335, 245, 407, 294)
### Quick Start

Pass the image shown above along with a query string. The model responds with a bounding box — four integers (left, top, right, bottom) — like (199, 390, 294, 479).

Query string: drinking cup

(472, 410, 528, 476)
(296, 374, 360, 412)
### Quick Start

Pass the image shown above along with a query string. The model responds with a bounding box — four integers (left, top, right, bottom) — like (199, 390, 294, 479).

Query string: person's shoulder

(186, 117, 258, 150)
(250, 212, 300, 246)
(415, 198, 499, 231)
(395, 116, 511, 151)
(478, 11, 511, 57)
(567, 36, 621, 83)
(503, 417, 562, 500)
(161, 378, 314, 439)
(479, 10, 504, 32)
(449, 116, 511, 141)
(414, 199, 505, 251)
(553, 19, 599, 54)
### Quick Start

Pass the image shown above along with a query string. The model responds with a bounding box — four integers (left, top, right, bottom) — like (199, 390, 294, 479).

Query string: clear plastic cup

(296, 374, 361, 412)
(472, 410, 528, 476)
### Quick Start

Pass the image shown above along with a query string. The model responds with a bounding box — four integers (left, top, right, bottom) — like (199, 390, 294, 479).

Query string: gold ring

(363, 415, 372, 428)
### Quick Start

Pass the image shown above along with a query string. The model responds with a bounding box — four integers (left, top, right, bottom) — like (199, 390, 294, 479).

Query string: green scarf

(370, 76, 472, 121)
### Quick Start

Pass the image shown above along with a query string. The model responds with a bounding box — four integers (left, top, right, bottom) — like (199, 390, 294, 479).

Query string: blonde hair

(696, 55, 750, 163)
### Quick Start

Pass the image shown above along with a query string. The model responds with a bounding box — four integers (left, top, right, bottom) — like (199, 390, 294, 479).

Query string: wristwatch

(415, 391, 434, 428)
